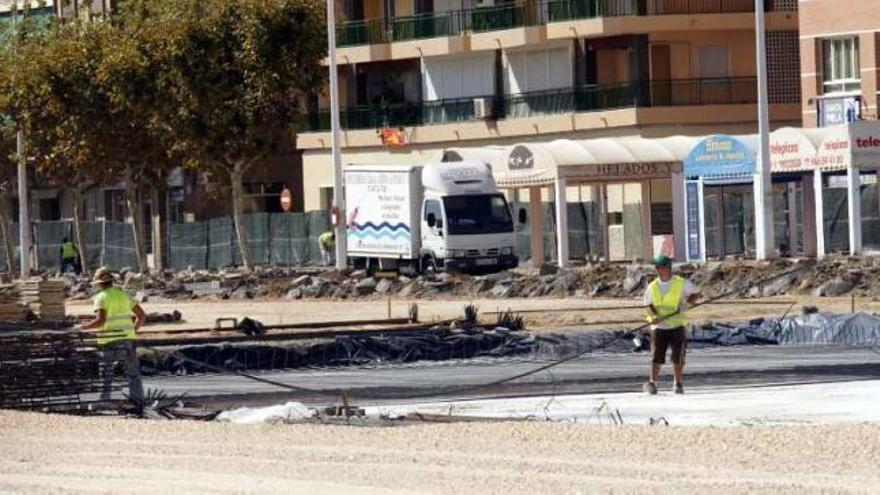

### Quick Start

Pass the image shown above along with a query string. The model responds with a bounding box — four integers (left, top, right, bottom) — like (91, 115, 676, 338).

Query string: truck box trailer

(344, 161, 519, 274)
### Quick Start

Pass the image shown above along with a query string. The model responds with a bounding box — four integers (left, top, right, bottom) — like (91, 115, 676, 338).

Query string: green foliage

(463, 304, 479, 324)
(1, 0, 327, 185)
(122, 0, 328, 175)
(0, 0, 328, 270)
(495, 310, 525, 332)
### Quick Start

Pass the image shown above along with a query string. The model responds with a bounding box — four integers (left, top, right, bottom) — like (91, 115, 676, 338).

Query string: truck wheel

(421, 255, 438, 275)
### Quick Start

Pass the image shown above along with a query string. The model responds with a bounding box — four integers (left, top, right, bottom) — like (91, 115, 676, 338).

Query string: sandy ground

(1, 410, 877, 494)
(68, 294, 880, 333)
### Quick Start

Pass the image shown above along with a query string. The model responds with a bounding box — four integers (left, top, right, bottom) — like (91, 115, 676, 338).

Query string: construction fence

(167, 211, 332, 270)
(0, 220, 138, 273)
(0, 193, 877, 273)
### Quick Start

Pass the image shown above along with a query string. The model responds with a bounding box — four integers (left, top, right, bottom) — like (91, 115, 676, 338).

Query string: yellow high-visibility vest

(318, 232, 334, 250)
(62, 242, 77, 260)
(94, 287, 136, 345)
(646, 275, 689, 328)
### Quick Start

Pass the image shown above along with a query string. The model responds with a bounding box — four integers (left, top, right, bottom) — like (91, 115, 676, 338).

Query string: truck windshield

(442, 194, 513, 235)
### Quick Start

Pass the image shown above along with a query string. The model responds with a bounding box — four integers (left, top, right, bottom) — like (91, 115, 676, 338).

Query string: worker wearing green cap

(642, 253, 700, 395)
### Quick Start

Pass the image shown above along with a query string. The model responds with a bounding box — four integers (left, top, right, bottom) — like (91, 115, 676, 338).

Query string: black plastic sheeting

(691, 312, 880, 347)
(139, 312, 880, 375)
(141, 329, 537, 375)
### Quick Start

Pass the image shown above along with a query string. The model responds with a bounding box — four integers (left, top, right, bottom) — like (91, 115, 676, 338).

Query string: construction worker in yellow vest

(60, 237, 80, 275)
(78, 267, 146, 404)
(318, 231, 335, 266)
(643, 254, 700, 395)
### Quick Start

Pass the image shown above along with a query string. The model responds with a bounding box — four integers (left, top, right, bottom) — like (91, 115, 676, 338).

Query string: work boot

(643, 382, 657, 395)
(674, 381, 684, 395)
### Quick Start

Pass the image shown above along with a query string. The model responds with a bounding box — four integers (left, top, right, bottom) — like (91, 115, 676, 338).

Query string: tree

(95, 15, 178, 273)
(141, 0, 327, 270)
(8, 13, 173, 274)
(7, 18, 123, 275)
(0, 1, 58, 276)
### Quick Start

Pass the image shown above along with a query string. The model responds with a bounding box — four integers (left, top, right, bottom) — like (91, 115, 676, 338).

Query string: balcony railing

(304, 76, 778, 132)
(336, 0, 797, 47)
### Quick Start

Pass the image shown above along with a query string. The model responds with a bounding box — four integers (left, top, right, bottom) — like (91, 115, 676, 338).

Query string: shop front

(448, 137, 693, 267)
(682, 122, 880, 262)
(682, 133, 816, 262)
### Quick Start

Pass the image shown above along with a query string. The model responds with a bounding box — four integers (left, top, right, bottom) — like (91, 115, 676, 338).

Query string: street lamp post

(326, 0, 347, 270)
(753, 0, 775, 260)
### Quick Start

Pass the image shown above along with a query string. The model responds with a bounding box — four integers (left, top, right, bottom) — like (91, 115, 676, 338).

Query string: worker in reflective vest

(60, 237, 80, 275)
(318, 231, 335, 267)
(78, 267, 146, 404)
(643, 254, 700, 395)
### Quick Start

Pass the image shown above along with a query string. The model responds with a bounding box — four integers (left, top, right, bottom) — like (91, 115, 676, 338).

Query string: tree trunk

(229, 162, 251, 271)
(71, 186, 91, 277)
(0, 192, 16, 276)
(124, 167, 149, 273)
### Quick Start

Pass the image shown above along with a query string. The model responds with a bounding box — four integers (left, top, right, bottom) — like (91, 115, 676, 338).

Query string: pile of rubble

(60, 255, 880, 302)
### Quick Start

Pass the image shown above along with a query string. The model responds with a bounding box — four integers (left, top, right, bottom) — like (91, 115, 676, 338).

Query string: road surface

(144, 344, 880, 407)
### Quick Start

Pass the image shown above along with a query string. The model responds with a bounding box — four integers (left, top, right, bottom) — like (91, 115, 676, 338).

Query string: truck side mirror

(518, 208, 527, 224)
(427, 213, 436, 228)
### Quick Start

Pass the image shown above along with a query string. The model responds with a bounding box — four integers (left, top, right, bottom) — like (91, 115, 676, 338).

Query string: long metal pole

(12, 3, 31, 278)
(753, 0, 774, 260)
(326, 0, 347, 270)
(16, 132, 30, 278)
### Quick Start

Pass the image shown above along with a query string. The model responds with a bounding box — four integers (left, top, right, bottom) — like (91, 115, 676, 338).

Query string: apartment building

(799, 0, 879, 126)
(296, 0, 801, 261)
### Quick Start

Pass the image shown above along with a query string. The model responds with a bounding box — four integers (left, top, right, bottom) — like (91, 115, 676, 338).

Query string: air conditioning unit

(473, 97, 494, 119)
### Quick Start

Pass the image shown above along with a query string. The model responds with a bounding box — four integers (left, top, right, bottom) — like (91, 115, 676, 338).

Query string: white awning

(485, 137, 693, 188)
(438, 121, 880, 189)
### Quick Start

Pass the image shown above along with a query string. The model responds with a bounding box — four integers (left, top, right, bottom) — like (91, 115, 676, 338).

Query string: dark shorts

(651, 327, 687, 365)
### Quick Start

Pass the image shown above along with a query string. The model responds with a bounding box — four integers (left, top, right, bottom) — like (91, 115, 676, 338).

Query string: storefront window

(822, 37, 860, 94)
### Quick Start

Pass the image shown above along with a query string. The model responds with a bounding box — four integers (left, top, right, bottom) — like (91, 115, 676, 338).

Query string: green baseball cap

(652, 253, 673, 267)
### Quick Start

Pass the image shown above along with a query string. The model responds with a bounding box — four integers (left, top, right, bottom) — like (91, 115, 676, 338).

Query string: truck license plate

(476, 258, 497, 266)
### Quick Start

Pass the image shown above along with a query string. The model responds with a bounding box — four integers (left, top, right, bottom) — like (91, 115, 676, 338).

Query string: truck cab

(419, 162, 518, 273)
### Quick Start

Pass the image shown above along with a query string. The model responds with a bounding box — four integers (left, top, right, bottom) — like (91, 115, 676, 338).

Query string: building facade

(799, 0, 880, 127)
(296, 0, 802, 262)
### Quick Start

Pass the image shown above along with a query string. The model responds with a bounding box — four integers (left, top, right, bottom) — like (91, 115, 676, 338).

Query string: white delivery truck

(344, 161, 521, 274)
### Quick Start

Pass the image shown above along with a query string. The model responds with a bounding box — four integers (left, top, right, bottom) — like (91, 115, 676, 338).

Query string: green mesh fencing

(862, 184, 880, 251)
(510, 202, 531, 260)
(824, 188, 849, 253)
(821, 185, 880, 254)
(168, 221, 208, 270)
(0, 222, 20, 272)
(510, 201, 559, 263)
(82, 221, 103, 270)
(543, 203, 557, 262)
(207, 217, 234, 269)
(34, 220, 73, 271)
(103, 221, 138, 270)
(307, 210, 331, 266)
(269, 213, 312, 266)
(234, 213, 270, 266)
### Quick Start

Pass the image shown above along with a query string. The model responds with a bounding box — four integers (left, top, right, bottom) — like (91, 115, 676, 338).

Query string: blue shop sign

(683, 135, 755, 179)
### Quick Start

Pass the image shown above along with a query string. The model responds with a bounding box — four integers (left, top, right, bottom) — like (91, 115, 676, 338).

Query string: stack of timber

(0, 329, 111, 411)
(20, 279, 66, 322)
(0, 284, 27, 322)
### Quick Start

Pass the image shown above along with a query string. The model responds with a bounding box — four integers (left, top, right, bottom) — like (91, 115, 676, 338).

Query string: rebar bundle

(0, 330, 116, 412)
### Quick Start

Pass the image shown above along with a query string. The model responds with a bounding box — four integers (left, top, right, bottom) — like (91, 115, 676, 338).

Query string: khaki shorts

(651, 327, 687, 365)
